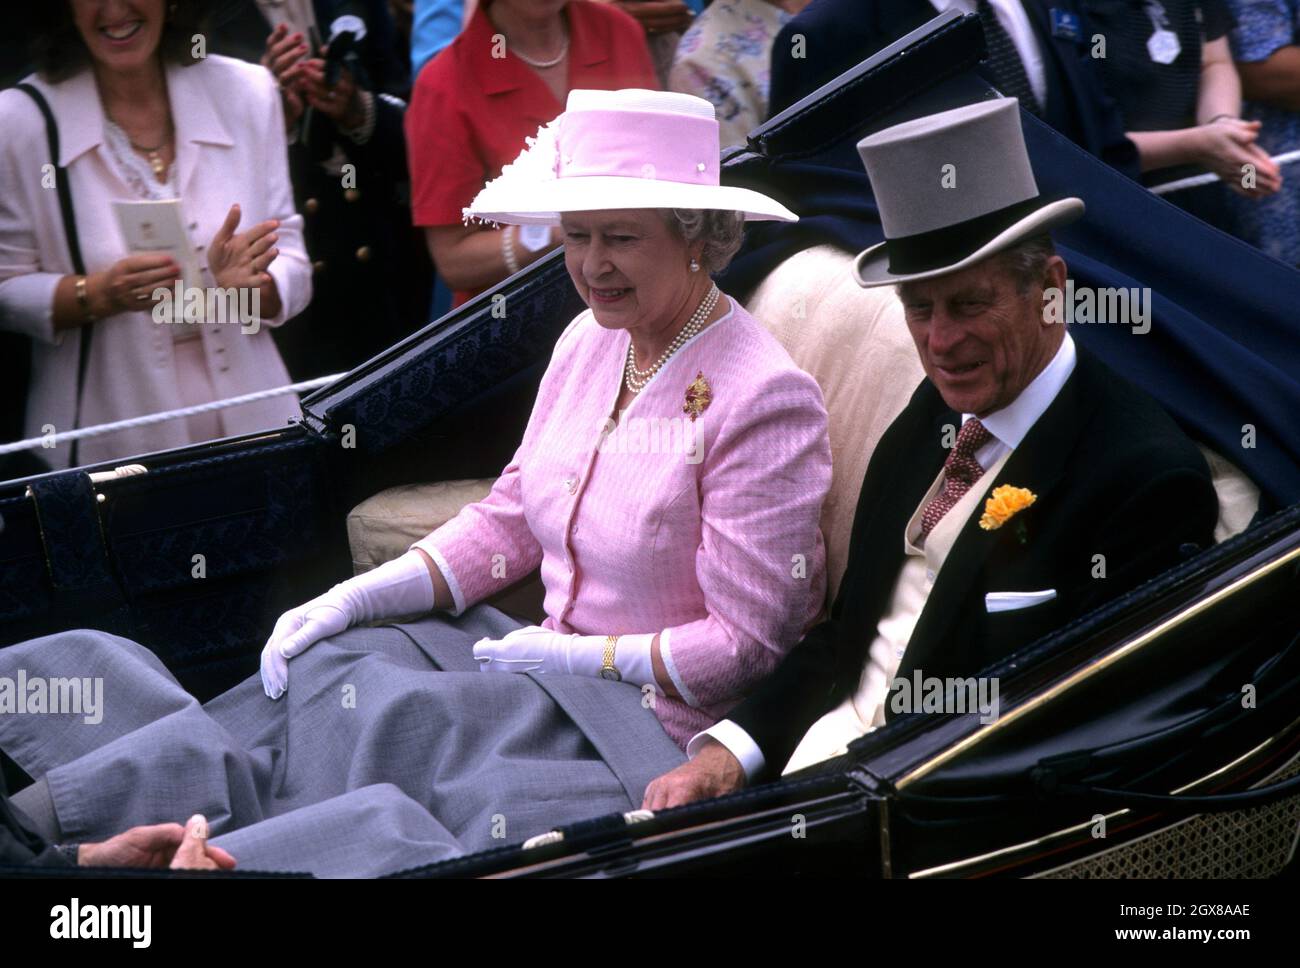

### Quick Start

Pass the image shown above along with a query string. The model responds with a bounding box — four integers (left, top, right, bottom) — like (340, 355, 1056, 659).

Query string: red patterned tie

(919, 417, 993, 541)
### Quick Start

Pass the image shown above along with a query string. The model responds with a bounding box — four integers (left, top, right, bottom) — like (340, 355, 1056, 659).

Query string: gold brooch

(979, 485, 1037, 533)
(682, 371, 712, 422)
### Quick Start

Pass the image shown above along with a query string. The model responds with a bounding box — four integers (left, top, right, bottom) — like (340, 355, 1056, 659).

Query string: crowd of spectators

(1, 0, 1297, 477)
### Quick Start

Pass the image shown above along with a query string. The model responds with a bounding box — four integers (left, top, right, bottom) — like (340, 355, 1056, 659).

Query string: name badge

(1147, 28, 1181, 64)
(1143, 0, 1181, 64)
(1049, 8, 1082, 42)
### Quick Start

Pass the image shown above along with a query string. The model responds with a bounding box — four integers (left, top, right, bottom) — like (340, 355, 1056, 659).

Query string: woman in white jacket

(0, 0, 311, 469)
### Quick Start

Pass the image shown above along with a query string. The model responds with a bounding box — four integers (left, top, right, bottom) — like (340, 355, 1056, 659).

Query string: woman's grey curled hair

(663, 209, 746, 275)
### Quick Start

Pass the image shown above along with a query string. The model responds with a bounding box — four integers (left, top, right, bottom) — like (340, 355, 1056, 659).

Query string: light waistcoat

(783, 448, 1013, 773)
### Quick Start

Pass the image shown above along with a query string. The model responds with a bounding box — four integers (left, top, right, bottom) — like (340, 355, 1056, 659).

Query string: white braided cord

(1151, 149, 1300, 195)
(0, 373, 344, 456)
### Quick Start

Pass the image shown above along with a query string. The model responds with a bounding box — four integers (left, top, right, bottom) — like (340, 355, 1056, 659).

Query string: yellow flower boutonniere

(979, 485, 1037, 539)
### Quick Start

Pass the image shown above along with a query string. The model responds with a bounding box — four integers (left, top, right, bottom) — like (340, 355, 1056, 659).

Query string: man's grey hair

(997, 233, 1057, 295)
(892, 233, 1057, 301)
(662, 209, 746, 274)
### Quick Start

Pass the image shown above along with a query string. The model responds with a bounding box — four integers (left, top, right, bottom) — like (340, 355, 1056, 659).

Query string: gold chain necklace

(113, 112, 172, 180)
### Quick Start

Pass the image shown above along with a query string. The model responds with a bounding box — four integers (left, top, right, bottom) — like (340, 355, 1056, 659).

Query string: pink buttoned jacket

(415, 296, 832, 748)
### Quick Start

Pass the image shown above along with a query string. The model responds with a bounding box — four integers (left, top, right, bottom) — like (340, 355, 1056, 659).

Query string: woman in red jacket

(406, 0, 658, 308)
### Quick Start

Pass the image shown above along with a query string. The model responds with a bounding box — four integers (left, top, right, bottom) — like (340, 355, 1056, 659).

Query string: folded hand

(473, 625, 600, 676)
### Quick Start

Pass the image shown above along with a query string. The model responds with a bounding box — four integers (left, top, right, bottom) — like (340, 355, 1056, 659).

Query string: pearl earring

(689, 258, 700, 273)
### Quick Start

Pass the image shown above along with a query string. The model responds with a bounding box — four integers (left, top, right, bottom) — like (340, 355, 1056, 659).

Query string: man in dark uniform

(212, 0, 433, 379)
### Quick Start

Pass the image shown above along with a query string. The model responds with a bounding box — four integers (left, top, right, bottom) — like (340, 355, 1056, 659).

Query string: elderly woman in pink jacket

(0, 90, 830, 876)
(0, 0, 309, 470)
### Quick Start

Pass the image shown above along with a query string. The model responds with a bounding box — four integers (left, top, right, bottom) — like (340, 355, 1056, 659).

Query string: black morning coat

(728, 344, 1220, 779)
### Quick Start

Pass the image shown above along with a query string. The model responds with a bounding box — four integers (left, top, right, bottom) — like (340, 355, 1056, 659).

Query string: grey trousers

(0, 607, 686, 877)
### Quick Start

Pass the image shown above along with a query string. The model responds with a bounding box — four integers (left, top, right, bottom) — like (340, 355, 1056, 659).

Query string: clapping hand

(262, 23, 310, 128)
(208, 204, 280, 292)
(1197, 118, 1283, 198)
(93, 253, 181, 315)
(295, 55, 367, 131)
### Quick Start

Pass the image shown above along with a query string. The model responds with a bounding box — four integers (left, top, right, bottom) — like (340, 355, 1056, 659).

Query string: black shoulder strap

(15, 82, 92, 461)
(14, 83, 85, 276)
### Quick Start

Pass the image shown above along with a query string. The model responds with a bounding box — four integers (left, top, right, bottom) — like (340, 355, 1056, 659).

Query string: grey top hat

(852, 97, 1084, 288)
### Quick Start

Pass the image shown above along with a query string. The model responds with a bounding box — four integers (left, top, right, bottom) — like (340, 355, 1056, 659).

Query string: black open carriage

(2, 11, 1299, 878)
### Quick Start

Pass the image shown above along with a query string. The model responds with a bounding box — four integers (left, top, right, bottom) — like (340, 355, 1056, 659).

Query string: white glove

(472, 626, 657, 685)
(260, 550, 435, 699)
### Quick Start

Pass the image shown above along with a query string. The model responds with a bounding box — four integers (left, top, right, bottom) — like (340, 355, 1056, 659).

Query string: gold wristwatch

(599, 634, 622, 681)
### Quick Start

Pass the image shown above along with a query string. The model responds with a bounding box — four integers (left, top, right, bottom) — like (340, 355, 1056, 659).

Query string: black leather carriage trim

(301, 253, 585, 455)
(384, 773, 864, 878)
(26, 472, 130, 635)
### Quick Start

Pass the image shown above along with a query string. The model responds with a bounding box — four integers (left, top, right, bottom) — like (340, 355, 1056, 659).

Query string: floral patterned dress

(1225, 0, 1300, 267)
(669, 0, 795, 150)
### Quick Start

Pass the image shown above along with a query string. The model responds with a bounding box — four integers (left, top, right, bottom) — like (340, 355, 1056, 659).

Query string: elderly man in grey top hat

(644, 96, 1221, 804)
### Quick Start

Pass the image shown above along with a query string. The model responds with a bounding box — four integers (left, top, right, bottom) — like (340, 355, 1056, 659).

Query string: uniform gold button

(304, 197, 320, 214)
(355, 245, 371, 262)
(344, 188, 361, 203)
(312, 260, 326, 273)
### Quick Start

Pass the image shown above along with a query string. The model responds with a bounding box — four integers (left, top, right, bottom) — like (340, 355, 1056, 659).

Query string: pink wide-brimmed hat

(463, 89, 798, 226)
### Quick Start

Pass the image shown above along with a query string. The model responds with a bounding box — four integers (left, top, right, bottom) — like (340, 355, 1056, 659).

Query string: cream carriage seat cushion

(348, 479, 495, 574)
(745, 245, 924, 600)
(347, 478, 547, 620)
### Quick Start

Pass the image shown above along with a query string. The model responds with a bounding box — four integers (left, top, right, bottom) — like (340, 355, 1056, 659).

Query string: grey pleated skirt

(0, 606, 686, 877)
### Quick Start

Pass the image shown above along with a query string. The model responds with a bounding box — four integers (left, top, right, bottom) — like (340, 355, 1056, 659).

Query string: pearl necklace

(624, 284, 720, 395)
(511, 29, 570, 69)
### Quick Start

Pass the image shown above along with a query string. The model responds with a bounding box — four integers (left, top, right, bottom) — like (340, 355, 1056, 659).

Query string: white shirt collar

(964, 331, 1076, 450)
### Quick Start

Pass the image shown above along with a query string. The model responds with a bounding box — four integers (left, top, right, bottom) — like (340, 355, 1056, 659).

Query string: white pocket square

(985, 589, 1057, 613)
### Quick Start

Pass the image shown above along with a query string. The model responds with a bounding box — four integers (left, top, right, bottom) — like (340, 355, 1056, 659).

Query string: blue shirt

(1225, 0, 1300, 266)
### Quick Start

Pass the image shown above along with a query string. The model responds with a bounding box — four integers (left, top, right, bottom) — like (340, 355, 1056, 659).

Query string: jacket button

(344, 188, 361, 203)
(1178, 542, 1201, 558)
(304, 197, 320, 214)
(313, 260, 326, 274)
(355, 246, 371, 263)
